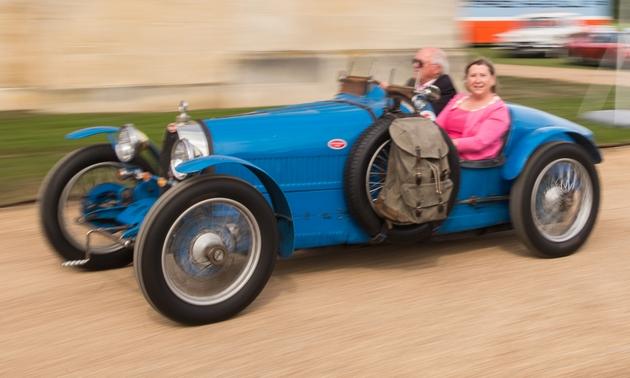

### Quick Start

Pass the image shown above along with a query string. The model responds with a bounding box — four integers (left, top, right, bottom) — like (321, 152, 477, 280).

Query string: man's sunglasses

(412, 59, 424, 67)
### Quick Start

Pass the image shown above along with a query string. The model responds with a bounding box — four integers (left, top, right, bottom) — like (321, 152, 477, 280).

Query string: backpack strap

(415, 146, 423, 185)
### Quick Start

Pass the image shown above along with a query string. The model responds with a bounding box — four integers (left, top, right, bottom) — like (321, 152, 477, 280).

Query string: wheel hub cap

(190, 232, 227, 267)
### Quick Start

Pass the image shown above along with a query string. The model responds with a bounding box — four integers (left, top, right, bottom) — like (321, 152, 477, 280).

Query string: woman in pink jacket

(435, 58, 510, 161)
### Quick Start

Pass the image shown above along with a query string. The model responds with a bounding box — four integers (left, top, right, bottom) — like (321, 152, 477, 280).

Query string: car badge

(327, 139, 347, 150)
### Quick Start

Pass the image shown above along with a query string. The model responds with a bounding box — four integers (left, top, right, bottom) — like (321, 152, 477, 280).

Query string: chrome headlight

(170, 138, 197, 180)
(115, 124, 148, 162)
(169, 120, 211, 180)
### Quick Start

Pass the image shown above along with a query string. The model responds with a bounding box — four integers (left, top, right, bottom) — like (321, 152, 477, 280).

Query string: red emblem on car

(327, 139, 347, 150)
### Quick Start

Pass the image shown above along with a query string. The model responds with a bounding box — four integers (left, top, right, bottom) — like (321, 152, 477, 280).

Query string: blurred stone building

(0, 1, 460, 112)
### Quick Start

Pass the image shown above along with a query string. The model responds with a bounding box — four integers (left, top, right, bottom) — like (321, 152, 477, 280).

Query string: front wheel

(510, 142, 600, 257)
(38, 144, 152, 270)
(134, 175, 278, 325)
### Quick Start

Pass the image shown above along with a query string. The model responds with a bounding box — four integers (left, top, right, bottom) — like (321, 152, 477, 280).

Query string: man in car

(405, 47, 457, 115)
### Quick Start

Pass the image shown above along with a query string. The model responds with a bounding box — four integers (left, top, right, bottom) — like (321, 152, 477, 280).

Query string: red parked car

(567, 29, 630, 67)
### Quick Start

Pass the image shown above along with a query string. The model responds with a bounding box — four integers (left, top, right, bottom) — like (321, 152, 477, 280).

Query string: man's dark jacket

(405, 74, 456, 115)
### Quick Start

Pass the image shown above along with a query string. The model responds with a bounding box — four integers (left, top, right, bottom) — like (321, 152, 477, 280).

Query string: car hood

(201, 94, 388, 158)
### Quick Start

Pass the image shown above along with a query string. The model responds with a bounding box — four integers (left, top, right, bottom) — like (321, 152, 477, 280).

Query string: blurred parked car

(566, 29, 630, 67)
(495, 12, 585, 57)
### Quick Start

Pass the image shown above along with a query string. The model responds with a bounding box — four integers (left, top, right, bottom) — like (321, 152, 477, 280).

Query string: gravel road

(2, 146, 630, 376)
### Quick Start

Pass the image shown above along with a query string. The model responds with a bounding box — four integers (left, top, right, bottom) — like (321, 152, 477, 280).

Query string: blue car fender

(177, 155, 294, 257)
(66, 126, 119, 142)
(502, 127, 601, 181)
(66, 126, 161, 165)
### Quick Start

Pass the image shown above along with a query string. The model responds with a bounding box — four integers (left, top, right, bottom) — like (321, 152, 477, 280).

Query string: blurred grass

(0, 108, 259, 206)
(2, 76, 630, 206)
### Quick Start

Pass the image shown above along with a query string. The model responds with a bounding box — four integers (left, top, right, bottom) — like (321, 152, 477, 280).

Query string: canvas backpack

(373, 117, 454, 225)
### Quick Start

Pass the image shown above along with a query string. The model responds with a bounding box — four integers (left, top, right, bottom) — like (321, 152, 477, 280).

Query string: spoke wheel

(365, 140, 390, 211)
(531, 158, 593, 243)
(162, 198, 262, 306)
(39, 144, 152, 270)
(510, 142, 600, 257)
(135, 175, 278, 325)
(59, 162, 133, 254)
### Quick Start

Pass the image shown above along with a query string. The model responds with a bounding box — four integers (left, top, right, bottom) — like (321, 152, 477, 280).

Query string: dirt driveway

(2, 146, 630, 376)
(497, 64, 630, 87)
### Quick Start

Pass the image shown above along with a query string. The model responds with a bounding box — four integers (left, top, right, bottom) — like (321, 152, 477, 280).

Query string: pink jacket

(435, 93, 510, 161)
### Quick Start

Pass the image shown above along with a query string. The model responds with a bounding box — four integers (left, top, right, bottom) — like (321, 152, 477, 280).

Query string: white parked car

(495, 12, 586, 57)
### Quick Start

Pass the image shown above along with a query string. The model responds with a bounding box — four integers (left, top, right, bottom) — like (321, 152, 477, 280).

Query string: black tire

(344, 113, 460, 242)
(134, 175, 278, 325)
(39, 144, 152, 270)
(510, 142, 600, 258)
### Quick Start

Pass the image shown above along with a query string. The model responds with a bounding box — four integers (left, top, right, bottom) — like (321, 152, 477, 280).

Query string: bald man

(405, 48, 456, 115)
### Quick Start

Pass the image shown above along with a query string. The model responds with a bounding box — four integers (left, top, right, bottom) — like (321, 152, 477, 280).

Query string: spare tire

(344, 113, 460, 242)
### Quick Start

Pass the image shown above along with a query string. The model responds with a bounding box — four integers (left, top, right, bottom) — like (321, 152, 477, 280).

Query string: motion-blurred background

(0, 0, 622, 112)
(0, 1, 462, 112)
(0, 0, 628, 205)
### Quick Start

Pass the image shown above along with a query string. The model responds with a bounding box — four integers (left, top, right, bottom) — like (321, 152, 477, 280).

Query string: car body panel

(501, 104, 600, 180)
(66, 126, 119, 141)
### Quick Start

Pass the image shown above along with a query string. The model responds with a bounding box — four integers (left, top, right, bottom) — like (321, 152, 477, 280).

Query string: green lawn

(0, 108, 259, 206)
(2, 76, 630, 206)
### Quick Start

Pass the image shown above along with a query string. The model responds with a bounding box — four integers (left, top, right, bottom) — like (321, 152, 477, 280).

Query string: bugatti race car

(39, 75, 601, 324)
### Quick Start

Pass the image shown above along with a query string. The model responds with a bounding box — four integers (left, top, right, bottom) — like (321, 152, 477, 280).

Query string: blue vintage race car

(39, 75, 601, 324)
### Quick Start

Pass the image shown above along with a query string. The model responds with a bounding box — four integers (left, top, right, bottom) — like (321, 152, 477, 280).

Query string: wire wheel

(59, 162, 131, 254)
(510, 142, 600, 257)
(162, 198, 262, 305)
(134, 175, 278, 324)
(39, 144, 152, 269)
(531, 158, 593, 243)
(365, 140, 390, 210)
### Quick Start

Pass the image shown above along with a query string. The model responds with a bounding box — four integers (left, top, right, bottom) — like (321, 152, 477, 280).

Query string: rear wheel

(134, 175, 278, 325)
(510, 142, 600, 257)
